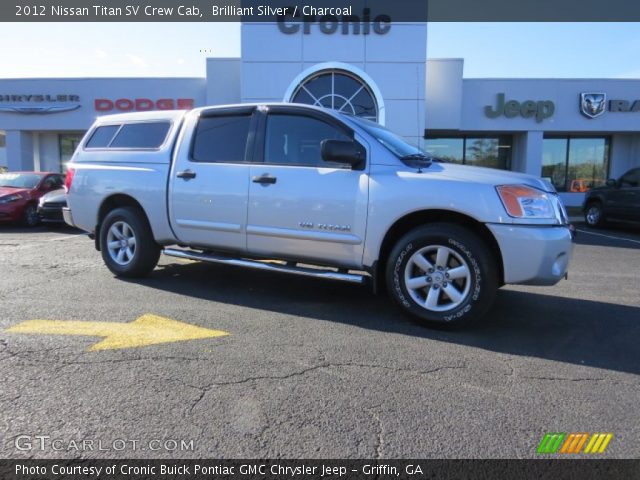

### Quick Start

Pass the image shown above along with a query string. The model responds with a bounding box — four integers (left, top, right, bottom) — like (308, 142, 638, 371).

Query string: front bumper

(38, 205, 65, 223)
(487, 223, 573, 286)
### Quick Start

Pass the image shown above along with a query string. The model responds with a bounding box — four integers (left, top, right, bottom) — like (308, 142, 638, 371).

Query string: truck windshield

(349, 116, 428, 159)
(0, 173, 43, 189)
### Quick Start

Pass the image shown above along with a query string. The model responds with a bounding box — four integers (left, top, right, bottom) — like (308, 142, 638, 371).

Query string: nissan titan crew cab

(64, 104, 573, 328)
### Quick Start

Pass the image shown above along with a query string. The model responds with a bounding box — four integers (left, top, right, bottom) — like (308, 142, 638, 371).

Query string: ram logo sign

(580, 92, 607, 119)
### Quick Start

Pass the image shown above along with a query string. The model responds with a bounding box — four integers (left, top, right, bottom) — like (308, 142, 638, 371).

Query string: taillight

(64, 168, 75, 193)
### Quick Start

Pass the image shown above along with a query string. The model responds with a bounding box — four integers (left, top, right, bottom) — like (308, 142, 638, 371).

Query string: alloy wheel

(403, 245, 472, 312)
(106, 221, 137, 266)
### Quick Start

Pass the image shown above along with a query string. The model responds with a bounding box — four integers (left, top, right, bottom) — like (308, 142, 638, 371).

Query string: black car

(37, 188, 67, 224)
(583, 168, 640, 227)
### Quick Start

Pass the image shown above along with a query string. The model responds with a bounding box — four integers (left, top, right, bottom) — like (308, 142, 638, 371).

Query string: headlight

(496, 185, 555, 219)
(0, 194, 22, 204)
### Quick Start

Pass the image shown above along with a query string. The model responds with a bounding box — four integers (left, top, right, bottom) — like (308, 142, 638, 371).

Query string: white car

(64, 104, 573, 328)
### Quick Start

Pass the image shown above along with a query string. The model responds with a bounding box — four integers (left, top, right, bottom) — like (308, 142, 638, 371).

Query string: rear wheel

(386, 223, 498, 328)
(22, 204, 39, 227)
(585, 201, 606, 228)
(100, 207, 160, 278)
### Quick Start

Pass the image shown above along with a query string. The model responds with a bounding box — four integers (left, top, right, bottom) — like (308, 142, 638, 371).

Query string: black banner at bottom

(0, 459, 638, 480)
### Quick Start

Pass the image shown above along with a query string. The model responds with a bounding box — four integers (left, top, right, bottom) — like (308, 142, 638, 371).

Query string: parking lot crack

(187, 385, 208, 415)
(213, 363, 331, 387)
(326, 361, 467, 377)
(51, 354, 207, 371)
(519, 375, 607, 382)
(199, 362, 467, 392)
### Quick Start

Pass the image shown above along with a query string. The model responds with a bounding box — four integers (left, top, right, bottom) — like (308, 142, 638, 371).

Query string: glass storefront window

(567, 138, 609, 192)
(425, 135, 512, 170)
(542, 136, 609, 192)
(59, 134, 83, 173)
(541, 138, 568, 191)
(465, 137, 511, 169)
(424, 138, 463, 163)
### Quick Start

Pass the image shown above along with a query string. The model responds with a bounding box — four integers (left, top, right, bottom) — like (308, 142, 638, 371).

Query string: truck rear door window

(192, 115, 251, 163)
(85, 125, 120, 148)
(109, 122, 171, 149)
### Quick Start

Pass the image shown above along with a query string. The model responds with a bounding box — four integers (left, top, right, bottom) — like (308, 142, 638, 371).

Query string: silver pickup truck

(64, 103, 573, 328)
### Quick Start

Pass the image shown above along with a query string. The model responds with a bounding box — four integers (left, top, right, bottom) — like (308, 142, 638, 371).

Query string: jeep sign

(484, 93, 555, 123)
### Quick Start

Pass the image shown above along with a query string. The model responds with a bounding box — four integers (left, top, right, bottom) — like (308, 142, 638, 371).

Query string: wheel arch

(583, 194, 604, 209)
(375, 209, 505, 291)
(95, 194, 149, 251)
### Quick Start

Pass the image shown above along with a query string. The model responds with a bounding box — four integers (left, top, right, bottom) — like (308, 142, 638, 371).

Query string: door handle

(177, 170, 196, 180)
(252, 174, 277, 185)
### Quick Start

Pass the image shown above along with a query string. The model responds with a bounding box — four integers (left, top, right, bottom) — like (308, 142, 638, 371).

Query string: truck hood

(423, 163, 555, 193)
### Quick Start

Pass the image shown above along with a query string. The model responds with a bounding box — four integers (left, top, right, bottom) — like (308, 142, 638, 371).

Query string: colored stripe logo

(537, 433, 613, 454)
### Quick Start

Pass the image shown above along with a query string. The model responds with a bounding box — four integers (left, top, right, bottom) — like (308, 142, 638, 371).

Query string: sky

(0, 22, 639, 79)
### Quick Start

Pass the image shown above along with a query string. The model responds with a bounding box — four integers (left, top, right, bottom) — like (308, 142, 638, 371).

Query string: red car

(0, 172, 65, 227)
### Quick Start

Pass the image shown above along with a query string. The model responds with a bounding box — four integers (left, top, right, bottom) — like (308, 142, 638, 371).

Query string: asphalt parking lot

(0, 222, 639, 459)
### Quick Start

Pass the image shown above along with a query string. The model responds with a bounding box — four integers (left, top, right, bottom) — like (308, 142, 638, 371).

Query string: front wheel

(100, 207, 160, 278)
(22, 204, 40, 227)
(584, 202, 606, 228)
(386, 223, 498, 328)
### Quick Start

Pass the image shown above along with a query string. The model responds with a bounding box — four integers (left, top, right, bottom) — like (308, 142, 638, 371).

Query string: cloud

(94, 49, 109, 59)
(125, 53, 148, 68)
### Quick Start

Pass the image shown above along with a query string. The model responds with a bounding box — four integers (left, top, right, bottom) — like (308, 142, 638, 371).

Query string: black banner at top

(3, 0, 640, 22)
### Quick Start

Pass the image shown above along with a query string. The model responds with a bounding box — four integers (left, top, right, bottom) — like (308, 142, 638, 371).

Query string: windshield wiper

(400, 153, 433, 172)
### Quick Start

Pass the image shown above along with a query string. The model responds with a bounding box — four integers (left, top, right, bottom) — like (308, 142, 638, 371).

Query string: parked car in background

(38, 188, 67, 225)
(583, 167, 640, 227)
(0, 172, 64, 227)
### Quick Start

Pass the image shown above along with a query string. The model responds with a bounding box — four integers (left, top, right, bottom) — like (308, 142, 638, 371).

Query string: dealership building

(1, 21, 639, 206)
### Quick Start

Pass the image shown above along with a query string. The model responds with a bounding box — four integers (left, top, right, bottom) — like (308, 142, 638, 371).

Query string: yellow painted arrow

(5, 314, 229, 351)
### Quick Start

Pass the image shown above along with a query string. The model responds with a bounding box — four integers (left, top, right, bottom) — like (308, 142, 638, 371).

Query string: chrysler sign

(0, 94, 81, 114)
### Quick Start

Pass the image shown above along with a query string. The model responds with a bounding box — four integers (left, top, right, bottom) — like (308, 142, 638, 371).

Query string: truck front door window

(265, 114, 351, 167)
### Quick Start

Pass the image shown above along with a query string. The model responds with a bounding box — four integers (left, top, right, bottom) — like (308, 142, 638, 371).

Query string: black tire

(385, 223, 498, 329)
(584, 201, 606, 228)
(22, 204, 40, 227)
(99, 207, 160, 278)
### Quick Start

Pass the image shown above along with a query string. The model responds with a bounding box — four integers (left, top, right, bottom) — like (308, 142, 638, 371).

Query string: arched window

(286, 66, 383, 123)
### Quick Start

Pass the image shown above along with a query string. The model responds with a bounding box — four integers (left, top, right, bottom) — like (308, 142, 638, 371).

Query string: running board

(162, 248, 367, 285)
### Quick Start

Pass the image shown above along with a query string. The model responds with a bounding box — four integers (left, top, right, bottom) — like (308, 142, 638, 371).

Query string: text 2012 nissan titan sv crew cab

(63, 104, 573, 328)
